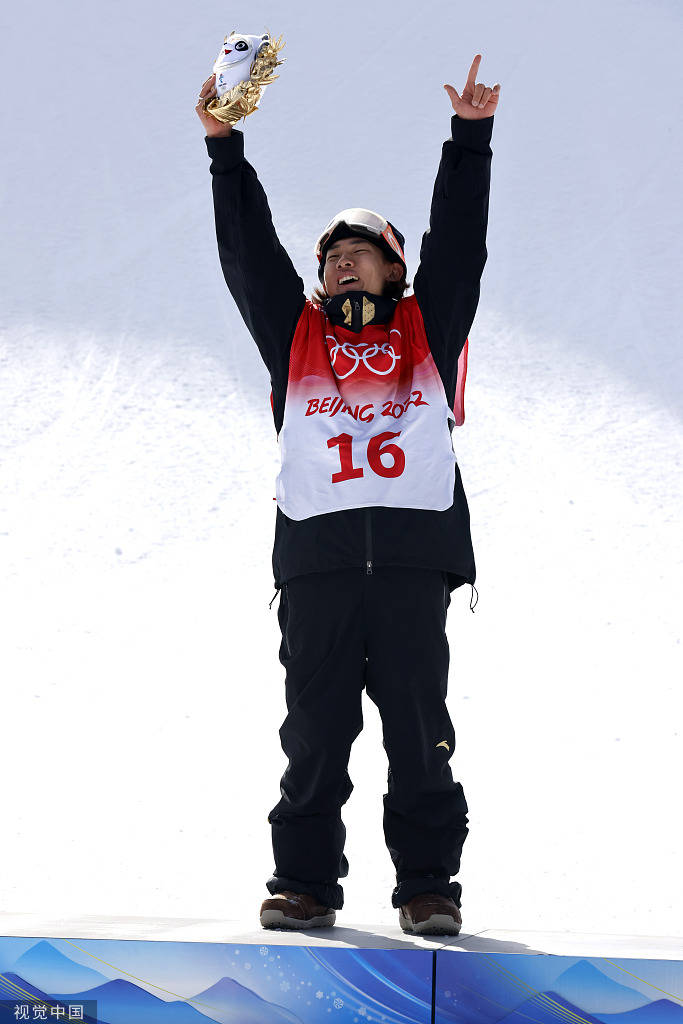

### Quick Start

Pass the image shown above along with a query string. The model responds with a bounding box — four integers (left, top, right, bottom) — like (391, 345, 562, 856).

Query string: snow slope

(1, 0, 681, 934)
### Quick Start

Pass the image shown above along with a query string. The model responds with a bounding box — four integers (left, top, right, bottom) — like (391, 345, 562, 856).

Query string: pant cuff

(391, 876, 463, 909)
(266, 875, 344, 910)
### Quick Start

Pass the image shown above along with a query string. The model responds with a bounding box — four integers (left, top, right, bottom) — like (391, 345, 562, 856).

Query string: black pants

(266, 566, 468, 910)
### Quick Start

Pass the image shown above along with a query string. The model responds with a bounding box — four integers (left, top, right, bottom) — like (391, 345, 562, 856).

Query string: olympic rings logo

(326, 337, 401, 379)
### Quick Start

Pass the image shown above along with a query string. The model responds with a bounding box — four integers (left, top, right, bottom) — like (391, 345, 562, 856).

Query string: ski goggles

(314, 208, 406, 266)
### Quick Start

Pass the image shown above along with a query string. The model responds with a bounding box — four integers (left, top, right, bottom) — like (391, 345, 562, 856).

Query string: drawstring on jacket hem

(272, 580, 477, 610)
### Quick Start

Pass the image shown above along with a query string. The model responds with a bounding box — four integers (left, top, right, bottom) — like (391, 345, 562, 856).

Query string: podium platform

(1, 913, 682, 1022)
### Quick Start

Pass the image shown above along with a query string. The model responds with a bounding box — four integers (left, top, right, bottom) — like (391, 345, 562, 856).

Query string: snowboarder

(196, 54, 499, 935)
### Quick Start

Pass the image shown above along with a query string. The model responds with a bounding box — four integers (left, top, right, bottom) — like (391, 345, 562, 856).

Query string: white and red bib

(275, 295, 465, 521)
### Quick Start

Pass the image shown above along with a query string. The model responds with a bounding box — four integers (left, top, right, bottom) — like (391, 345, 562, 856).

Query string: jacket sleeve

(205, 131, 306, 386)
(412, 114, 493, 408)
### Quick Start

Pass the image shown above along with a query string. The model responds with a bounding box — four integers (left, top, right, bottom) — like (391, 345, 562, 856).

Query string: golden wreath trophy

(201, 31, 285, 126)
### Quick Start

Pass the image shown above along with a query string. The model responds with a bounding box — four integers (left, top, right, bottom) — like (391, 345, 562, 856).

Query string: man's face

(322, 235, 403, 298)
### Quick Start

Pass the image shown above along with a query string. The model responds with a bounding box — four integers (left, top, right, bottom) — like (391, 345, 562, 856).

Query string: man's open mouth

(338, 276, 359, 286)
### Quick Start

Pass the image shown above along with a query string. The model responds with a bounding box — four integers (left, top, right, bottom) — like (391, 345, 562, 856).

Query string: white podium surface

(1, 912, 681, 959)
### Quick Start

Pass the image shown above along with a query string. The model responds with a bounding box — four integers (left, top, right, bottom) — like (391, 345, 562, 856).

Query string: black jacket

(205, 114, 493, 594)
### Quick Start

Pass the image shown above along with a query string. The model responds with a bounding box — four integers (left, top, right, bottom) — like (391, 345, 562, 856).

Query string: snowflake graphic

(280, 980, 291, 992)
(259, 946, 269, 955)
(315, 990, 324, 999)
(334, 996, 344, 1008)
(244, 962, 252, 970)
(358, 1008, 367, 1017)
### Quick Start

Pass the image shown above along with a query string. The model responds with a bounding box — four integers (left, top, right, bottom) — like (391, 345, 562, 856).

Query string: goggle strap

(316, 222, 405, 266)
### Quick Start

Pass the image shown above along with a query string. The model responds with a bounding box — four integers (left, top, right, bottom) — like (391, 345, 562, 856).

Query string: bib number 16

(327, 430, 405, 483)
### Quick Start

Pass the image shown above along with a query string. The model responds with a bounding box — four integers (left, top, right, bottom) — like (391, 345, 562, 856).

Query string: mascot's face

(323, 236, 403, 299)
(218, 32, 268, 68)
(213, 31, 270, 98)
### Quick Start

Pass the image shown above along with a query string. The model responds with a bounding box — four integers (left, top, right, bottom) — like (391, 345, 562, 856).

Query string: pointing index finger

(465, 54, 482, 92)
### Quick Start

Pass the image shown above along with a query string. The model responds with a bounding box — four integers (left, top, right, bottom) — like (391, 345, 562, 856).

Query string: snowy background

(2, 0, 681, 936)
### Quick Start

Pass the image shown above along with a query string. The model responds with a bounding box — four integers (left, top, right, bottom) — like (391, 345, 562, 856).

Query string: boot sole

(260, 909, 336, 930)
(399, 909, 461, 936)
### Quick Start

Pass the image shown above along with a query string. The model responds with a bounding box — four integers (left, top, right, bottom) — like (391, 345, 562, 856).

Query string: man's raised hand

(196, 74, 233, 137)
(444, 55, 500, 120)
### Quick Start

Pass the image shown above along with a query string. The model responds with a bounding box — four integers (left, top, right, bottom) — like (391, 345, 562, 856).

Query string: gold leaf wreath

(204, 33, 285, 125)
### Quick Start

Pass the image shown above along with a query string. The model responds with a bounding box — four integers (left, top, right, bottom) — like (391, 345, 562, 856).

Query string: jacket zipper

(354, 298, 371, 575)
(365, 508, 373, 574)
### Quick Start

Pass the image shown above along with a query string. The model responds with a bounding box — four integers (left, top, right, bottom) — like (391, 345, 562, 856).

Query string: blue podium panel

(1, 917, 682, 1023)
(436, 937, 683, 1023)
(0, 927, 434, 1023)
